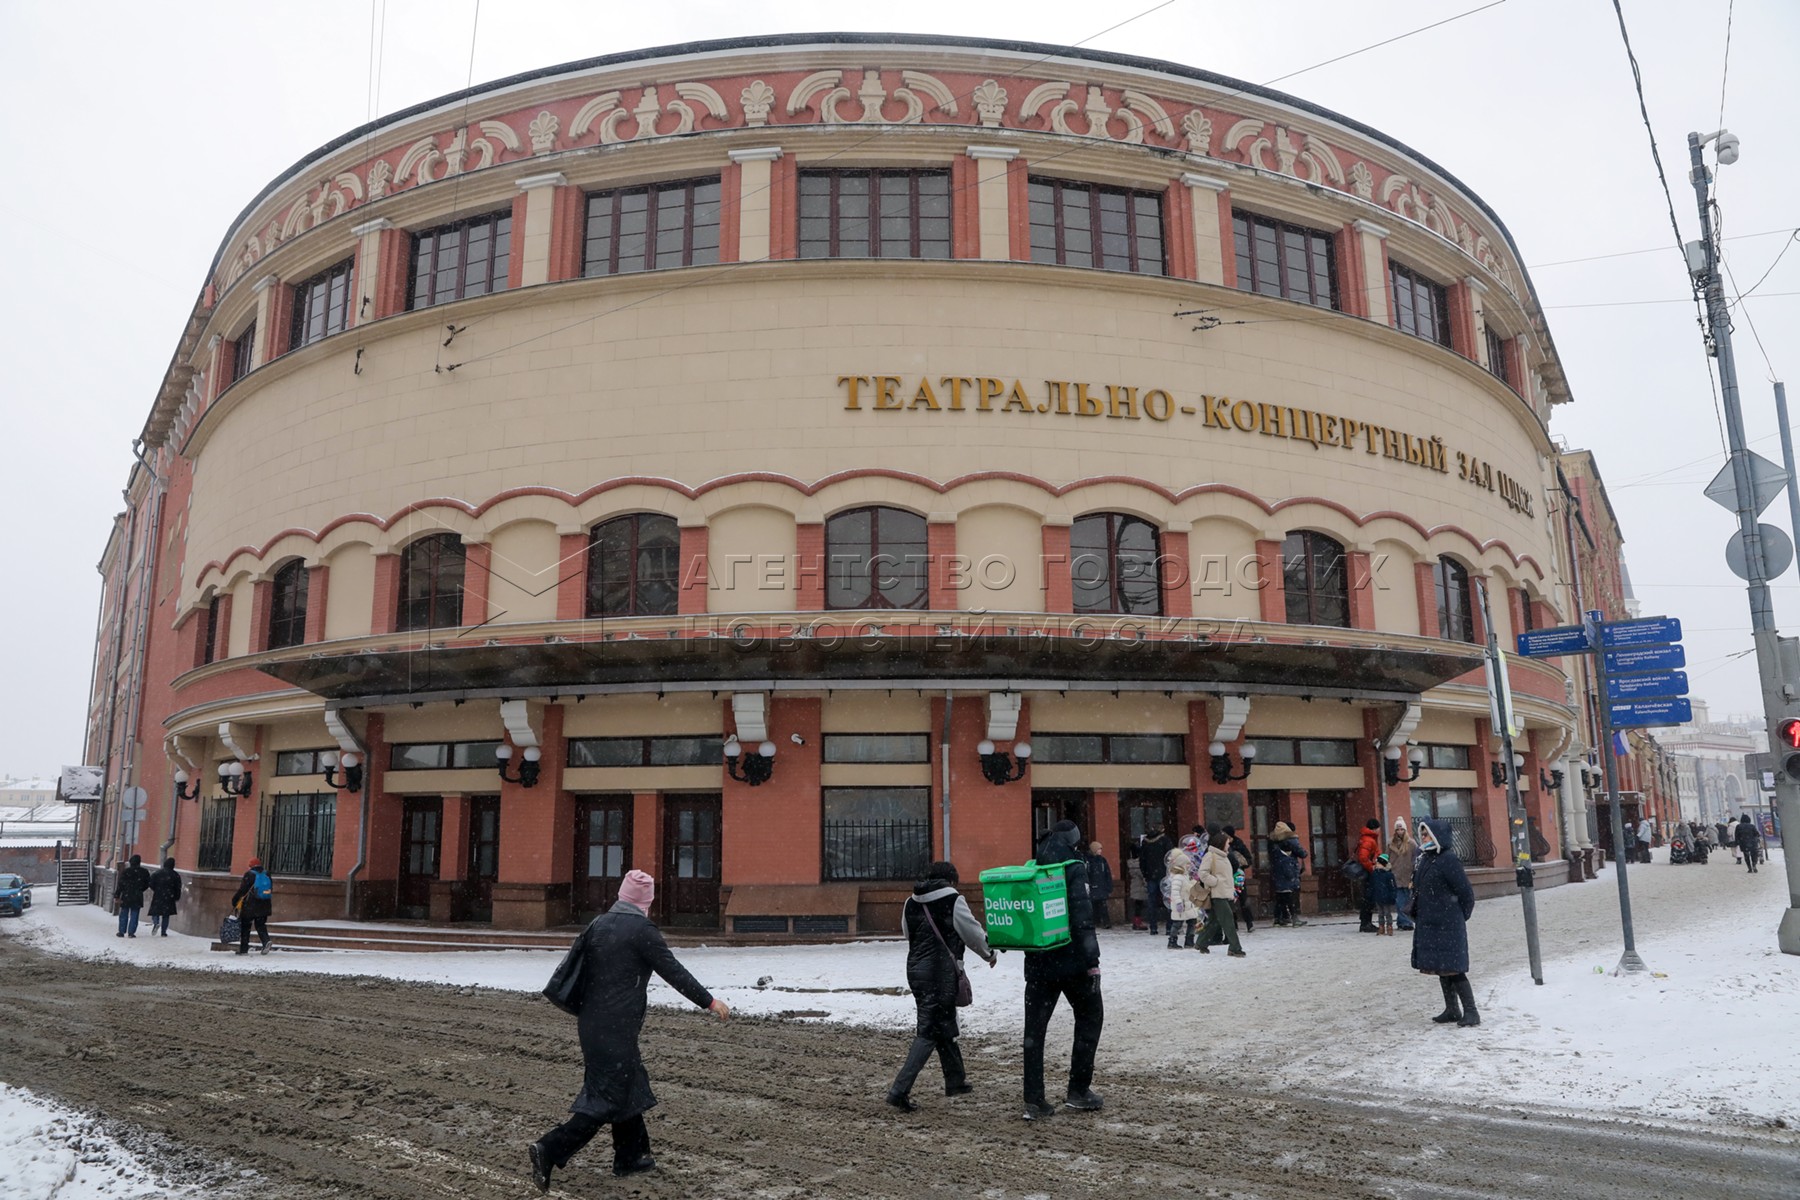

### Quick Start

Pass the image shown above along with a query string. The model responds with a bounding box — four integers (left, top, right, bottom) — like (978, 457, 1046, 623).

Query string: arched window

(1281, 530, 1349, 627)
(586, 513, 680, 617)
(398, 534, 465, 631)
(1070, 512, 1162, 615)
(826, 506, 928, 610)
(1433, 556, 1475, 643)
(267, 559, 310, 650)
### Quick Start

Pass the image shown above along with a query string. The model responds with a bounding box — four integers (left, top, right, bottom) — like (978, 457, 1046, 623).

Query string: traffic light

(1782, 718, 1800, 782)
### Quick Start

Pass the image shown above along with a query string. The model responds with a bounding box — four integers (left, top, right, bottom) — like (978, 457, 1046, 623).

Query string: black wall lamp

(1384, 746, 1425, 786)
(320, 751, 364, 792)
(173, 771, 202, 802)
(724, 736, 776, 786)
(1208, 741, 1256, 784)
(977, 739, 1031, 785)
(217, 761, 253, 797)
(1540, 767, 1565, 791)
(496, 744, 542, 788)
(1491, 752, 1524, 788)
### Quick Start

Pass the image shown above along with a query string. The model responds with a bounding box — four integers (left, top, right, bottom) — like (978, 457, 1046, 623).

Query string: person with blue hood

(1410, 817, 1479, 1027)
(1021, 818, 1104, 1120)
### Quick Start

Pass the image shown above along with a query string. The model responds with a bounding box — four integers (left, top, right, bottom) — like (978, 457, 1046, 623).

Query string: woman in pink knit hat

(529, 868, 730, 1192)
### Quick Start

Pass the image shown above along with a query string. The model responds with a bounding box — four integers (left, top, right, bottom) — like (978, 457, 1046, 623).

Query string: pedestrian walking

(1725, 817, 1741, 864)
(530, 869, 728, 1190)
(1021, 819, 1104, 1120)
(113, 854, 151, 938)
(1636, 814, 1655, 864)
(1194, 823, 1245, 956)
(1085, 841, 1115, 929)
(1369, 855, 1398, 935)
(1716, 820, 1732, 861)
(230, 857, 274, 955)
(1222, 825, 1256, 933)
(147, 857, 182, 936)
(1735, 812, 1762, 873)
(1411, 817, 1479, 1027)
(1387, 819, 1417, 931)
(1268, 821, 1308, 926)
(1355, 818, 1382, 932)
(1138, 828, 1172, 936)
(1162, 835, 1204, 949)
(887, 860, 996, 1111)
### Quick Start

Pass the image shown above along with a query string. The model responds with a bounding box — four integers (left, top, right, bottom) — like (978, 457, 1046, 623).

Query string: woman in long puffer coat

(886, 861, 996, 1111)
(1410, 817, 1479, 1027)
(1162, 837, 1205, 948)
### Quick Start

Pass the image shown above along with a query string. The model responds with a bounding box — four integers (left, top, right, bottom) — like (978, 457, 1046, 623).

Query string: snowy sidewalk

(5, 849, 1796, 1129)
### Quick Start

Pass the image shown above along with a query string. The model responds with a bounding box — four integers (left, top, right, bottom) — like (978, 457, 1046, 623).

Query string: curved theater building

(83, 33, 1601, 935)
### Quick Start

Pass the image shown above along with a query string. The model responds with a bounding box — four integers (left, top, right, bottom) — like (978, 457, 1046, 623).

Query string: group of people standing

(109, 854, 182, 938)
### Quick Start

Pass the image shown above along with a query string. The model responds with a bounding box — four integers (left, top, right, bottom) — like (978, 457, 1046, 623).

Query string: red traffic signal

(1781, 718, 1800, 751)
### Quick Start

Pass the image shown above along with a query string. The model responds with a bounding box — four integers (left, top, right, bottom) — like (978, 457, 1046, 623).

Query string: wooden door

(1031, 789, 1092, 855)
(574, 795, 633, 921)
(1308, 790, 1352, 911)
(661, 793, 720, 928)
(465, 795, 500, 922)
(1248, 790, 1283, 902)
(398, 797, 442, 918)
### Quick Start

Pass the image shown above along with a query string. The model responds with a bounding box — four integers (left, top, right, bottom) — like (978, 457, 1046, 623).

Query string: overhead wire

(1527, 227, 1791, 270)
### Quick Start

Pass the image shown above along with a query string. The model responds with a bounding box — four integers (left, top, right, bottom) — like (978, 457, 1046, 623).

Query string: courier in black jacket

(1021, 819, 1104, 1120)
(530, 869, 729, 1192)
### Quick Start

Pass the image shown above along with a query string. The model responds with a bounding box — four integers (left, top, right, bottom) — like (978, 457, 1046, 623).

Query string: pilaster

(729, 147, 782, 263)
(1182, 173, 1230, 286)
(1352, 220, 1391, 326)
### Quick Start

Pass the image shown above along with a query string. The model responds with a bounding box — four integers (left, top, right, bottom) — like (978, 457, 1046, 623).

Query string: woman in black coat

(1410, 817, 1479, 1027)
(887, 861, 996, 1111)
(146, 858, 182, 937)
(530, 869, 728, 1193)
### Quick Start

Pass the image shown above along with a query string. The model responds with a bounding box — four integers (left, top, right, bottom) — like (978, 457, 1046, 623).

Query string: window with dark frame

(567, 736, 719, 768)
(262, 792, 337, 877)
(821, 787, 931, 881)
(201, 596, 223, 665)
(1389, 261, 1451, 346)
(289, 258, 354, 351)
(273, 749, 332, 776)
(197, 799, 235, 871)
(388, 740, 503, 771)
(1231, 210, 1338, 308)
(1519, 592, 1539, 634)
(1434, 556, 1476, 643)
(586, 513, 680, 618)
(266, 559, 309, 650)
(1246, 738, 1360, 767)
(1484, 325, 1513, 387)
(1070, 512, 1162, 615)
(825, 506, 929, 610)
(409, 209, 512, 309)
(1028, 177, 1165, 275)
(583, 177, 722, 276)
(1029, 734, 1185, 764)
(1418, 744, 1473, 771)
(1280, 530, 1350, 628)
(820, 734, 931, 763)
(231, 321, 256, 383)
(397, 533, 465, 632)
(798, 170, 950, 260)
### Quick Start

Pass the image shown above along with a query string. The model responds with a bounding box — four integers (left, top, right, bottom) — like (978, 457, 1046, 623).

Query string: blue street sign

(1609, 697, 1693, 728)
(1606, 670, 1689, 701)
(1602, 643, 1686, 673)
(1599, 616, 1683, 648)
(1516, 625, 1592, 657)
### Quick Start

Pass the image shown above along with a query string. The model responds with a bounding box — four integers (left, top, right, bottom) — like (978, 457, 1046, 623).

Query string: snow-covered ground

(0, 1085, 197, 1199)
(5, 847, 1796, 1139)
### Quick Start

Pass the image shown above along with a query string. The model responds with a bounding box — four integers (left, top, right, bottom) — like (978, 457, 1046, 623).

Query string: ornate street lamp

(1384, 746, 1425, 786)
(976, 739, 1031, 786)
(495, 744, 541, 788)
(320, 750, 363, 792)
(1209, 741, 1256, 785)
(217, 761, 253, 797)
(724, 737, 776, 786)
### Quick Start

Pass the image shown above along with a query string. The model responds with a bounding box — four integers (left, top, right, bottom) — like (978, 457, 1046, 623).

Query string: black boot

(527, 1142, 551, 1194)
(1454, 977, 1480, 1027)
(888, 1036, 933, 1110)
(940, 1040, 972, 1096)
(1432, 976, 1462, 1024)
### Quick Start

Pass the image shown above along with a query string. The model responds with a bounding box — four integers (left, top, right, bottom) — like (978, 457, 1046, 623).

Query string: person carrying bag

(886, 860, 995, 1113)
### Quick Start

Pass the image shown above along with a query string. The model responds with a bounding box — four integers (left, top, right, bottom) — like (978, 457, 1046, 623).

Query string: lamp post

(976, 739, 1031, 785)
(724, 737, 776, 786)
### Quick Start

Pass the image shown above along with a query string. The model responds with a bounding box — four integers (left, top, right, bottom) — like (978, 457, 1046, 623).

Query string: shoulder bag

(917, 899, 973, 1007)
(1339, 859, 1369, 884)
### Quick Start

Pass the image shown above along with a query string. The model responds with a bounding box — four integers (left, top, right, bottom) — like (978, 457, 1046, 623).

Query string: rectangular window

(1411, 788, 1487, 863)
(274, 749, 330, 777)
(583, 177, 722, 276)
(1247, 738, 1359, 767)
(409, 210, 512, 309)
(1030, 734, 1184, 764)
(1028, 178, 1165, 275)
(1484, 326, 1513, 386)
(1231, 210, 1337, 308)
(798, 170, 951, 260)
(1390, 262, 1450, 346)
(198, 799, 236, 871)
(821, 733, 931, 763)
(231, 322, 256, 383)
(262, 792, 336, 877)
(387, 741, 502, 771)
(289, 258, 354, 350)
(822, 787, 931, 881)
(201, 597, 222, 665)
(1420, 744, 1472, 771)
(567, 736, 720, 767)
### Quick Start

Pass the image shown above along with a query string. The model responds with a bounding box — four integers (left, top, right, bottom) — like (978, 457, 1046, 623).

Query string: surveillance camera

(789, 733, 806, 745)
(1715, 131, 1740, 166)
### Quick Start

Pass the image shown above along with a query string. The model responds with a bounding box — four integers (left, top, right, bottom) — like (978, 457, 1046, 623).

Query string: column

(1346, 550, 1377, 630)
(1161, 526, 1193, 619)
(1351, 220, 1391, 326)
(248, 578, 274, 654)
(1447, 279, 1479, 361)
(928, 518, 958, 609)
(370, 553, 401, 636)
(1414, 561, 1438, 638)
(1041, 522, 1072, 613)
(794, 522, 825, 610)
(461, 541, 492, 626)
(678, 524, 709, 616)
(728, 147, 782, 263)
(303, 564, 330, 644)
(722, 696, 821, 886)
(945, 695, 1033, 868)
(492, 705, 571, 929)
(513, 171, 575, 287)
(251, 274, 287, 369)
(351, 217, 405, 322)
(963, 146, 1018, 260)
(1464, 275, 1490, 368)
(1254, 538, 1284, 624)
(434, 793, 469, 922)
(556, 530, 588, 621)
(205, 335, 228, 402)
(1182, 173, 1231, 286)
(632, 791, 661, 881)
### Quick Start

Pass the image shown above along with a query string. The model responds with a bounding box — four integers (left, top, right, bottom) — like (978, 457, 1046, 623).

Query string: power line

(1716, 0, 1735, 135)
(1730, 229, 1798, 302)
(1721, 259, 1779, 381)
(1528, 227, 1791, 270)
(1257, 1, 1507, 87)
(1542, 290, 1798, 310)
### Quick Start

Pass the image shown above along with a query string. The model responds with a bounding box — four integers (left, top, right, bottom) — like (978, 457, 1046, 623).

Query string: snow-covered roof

(0, 778, 60, 792)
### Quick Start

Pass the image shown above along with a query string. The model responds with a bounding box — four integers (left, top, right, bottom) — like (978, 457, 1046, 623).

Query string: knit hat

(1377, 853, 1390, 865)
(248, 857, 262, 868)
(616, 869, 655, 909)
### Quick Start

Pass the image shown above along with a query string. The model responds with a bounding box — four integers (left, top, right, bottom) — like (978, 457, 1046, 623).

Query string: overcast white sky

(0, 0, 1794, 779)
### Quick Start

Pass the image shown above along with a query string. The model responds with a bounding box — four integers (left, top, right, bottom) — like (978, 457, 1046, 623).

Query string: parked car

(0, 874, 30, 916)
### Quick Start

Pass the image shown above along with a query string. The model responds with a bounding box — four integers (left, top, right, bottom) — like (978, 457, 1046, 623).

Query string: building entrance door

(574, 795, 633, 921)
(662, 793, 720, 928)
(397, 796, 442, 919)
(1031, 789, 1092, 856)
(1248, 790, 1285, 903)
(1308, 790, 1351, 911)
(464, 794, 500, 922)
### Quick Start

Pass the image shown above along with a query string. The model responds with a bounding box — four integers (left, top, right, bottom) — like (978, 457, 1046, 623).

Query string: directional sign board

(1599, 616, 1682, 648)
(1516, 625, 1592, 658)
(1602, 643, 1686, 673)
(1606, 670, 1689, 701)
(1609, 697, 1693, 728)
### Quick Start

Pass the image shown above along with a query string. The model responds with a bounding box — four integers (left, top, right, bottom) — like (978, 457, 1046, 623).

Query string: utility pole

(1477, 577, 1544, 984)
(1684, 130, 1800, 954)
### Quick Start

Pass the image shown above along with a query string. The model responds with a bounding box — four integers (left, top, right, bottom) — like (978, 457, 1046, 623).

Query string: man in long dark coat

(530, 869, 729, 1191)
